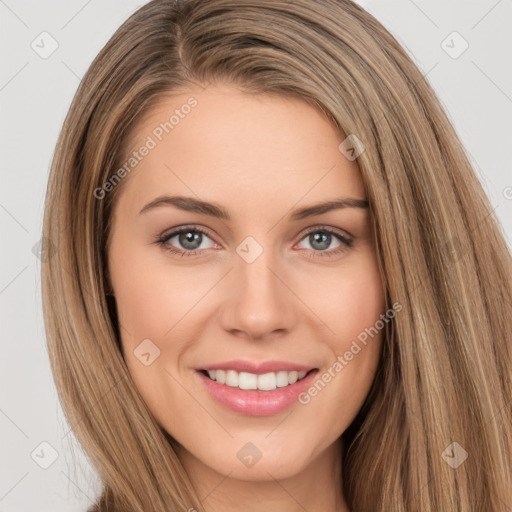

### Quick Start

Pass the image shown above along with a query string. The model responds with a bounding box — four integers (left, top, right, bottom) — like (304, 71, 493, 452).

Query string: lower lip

(196, 369, 319, 416)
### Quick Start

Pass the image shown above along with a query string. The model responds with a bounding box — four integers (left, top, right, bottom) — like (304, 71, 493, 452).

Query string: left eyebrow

(289, 198, 369, 221)
(138, 195, 369, 220)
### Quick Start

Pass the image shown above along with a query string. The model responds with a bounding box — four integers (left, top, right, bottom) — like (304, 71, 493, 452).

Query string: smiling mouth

(198, 368, 317, 391)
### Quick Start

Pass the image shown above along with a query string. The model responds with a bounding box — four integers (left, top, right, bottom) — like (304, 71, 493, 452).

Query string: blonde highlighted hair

(41, 0, 512, 510)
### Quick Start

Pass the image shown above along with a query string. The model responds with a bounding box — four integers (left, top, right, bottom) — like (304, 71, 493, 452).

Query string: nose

(219, 248, 297, 341)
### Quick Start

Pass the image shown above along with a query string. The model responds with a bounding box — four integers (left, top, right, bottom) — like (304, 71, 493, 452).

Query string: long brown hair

(41, 0, 512, 510)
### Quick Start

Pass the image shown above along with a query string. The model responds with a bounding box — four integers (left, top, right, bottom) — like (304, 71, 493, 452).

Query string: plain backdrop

(1, 1, 511, 510)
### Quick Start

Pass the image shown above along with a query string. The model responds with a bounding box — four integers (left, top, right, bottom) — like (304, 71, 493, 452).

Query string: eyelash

(154, 225, 354, 259)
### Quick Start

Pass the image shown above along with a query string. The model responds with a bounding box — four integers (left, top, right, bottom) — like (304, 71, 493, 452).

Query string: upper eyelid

(160, 224, 217, 242)
(159, 224, 353, 245)
(300, 225, 353, 240)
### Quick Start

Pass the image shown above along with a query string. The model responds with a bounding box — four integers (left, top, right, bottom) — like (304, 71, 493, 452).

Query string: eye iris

(310, 232, 331, 250)
(179, 231, 202, 250)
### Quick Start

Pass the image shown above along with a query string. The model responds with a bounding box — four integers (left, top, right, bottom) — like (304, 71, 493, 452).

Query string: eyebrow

(138, 195, 369, 221)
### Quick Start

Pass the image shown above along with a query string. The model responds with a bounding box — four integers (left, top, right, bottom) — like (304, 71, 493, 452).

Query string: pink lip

(198, 359, 315, 374)
(196, 368, 319, 416)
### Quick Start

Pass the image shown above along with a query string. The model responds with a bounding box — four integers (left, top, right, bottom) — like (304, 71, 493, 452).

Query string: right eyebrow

(139, 195, 230, 219)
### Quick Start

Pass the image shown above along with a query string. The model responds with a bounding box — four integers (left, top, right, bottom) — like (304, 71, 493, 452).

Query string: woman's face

(107, 84, 385, 482)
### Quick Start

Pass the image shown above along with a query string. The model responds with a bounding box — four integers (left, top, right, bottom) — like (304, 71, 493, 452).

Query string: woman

(41, 0, 512, 510)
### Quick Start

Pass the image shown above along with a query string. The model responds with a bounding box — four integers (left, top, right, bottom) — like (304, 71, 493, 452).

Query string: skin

(107, 84, 385, 512)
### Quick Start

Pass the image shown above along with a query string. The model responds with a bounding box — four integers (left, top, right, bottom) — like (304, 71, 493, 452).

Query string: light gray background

(1, 1, 511, 511)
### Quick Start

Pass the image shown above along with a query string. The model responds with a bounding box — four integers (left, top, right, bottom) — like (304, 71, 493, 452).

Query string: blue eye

(154, 225, 353, 259)
(297, 227, 353, 259)
(155, 225, 216, 257)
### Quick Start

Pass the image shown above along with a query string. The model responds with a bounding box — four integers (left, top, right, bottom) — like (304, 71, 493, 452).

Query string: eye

(295, 227, 353, 259)
(154, 225, 217, 257)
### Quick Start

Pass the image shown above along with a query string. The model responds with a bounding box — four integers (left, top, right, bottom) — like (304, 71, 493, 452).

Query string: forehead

(115, 85, 365, 215)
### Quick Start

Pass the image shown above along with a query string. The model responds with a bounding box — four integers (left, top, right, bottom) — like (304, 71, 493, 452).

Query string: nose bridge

(239, 243, 279, 297)
(221, 235, 295, 339)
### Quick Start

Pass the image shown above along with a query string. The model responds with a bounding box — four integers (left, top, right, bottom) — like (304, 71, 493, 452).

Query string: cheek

(296, 251, 385, 419)
(108, 248, 195, 430)
(309, 250, 385, 347)
(107, 241, 216, 417)
(109, 237, 212, 343)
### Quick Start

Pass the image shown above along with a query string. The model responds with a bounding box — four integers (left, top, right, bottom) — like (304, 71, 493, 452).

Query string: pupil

(311, 232, 330, 250)
(180, 231, 201, 250)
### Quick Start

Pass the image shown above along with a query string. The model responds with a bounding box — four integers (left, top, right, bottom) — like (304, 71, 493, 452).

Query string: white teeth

(258, 372, 277, 390)
(203, 369, 310, 390)
(277, 370, 293, 387)
(226, 370, 238, 387)
(239, 372, 258, 390)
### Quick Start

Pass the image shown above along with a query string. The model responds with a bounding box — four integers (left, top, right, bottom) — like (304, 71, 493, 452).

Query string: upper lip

(198, 359, 317, 374)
